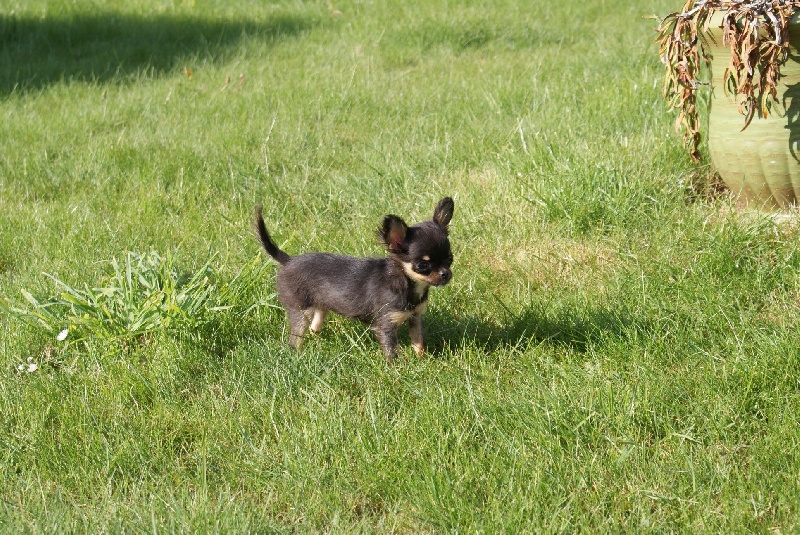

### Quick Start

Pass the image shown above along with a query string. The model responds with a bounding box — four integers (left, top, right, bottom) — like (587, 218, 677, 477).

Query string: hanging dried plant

(655, 0, 799, 162)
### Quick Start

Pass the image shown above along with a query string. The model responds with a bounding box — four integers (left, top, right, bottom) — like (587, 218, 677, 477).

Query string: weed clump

(2, 251, 264, 352)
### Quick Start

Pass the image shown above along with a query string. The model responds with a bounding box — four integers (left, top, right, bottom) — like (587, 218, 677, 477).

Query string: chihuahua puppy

(255, 197, 454, 361)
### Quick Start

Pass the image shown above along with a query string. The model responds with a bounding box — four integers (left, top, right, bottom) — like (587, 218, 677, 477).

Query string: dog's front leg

(409, 301, 428, 356)
(409, 314, 425, 356)
(373, 320, 399, 362)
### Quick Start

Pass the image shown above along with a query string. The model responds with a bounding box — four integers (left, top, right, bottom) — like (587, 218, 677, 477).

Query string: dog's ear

(432, 197, 454, 231)
(380, 215, 408, 253)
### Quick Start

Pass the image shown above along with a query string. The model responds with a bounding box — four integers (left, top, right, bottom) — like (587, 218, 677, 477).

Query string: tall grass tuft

(3, 251, 266, 350)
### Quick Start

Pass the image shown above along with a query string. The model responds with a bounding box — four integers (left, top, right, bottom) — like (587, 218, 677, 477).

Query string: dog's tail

(254, 205, 291, 265)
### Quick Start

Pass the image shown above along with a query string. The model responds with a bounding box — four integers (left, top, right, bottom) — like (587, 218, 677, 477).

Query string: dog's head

(380, 197, 454, 286)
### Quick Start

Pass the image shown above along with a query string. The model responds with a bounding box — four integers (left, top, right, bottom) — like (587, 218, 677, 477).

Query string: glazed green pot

(706, 10, 800, 210)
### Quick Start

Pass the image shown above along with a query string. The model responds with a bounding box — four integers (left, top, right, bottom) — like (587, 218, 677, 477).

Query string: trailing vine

(656, 0, 799, 161)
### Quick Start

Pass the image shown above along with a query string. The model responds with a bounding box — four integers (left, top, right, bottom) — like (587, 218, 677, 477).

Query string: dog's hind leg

(309, 308, 327, 334)
(409, 315, 425, 356)
(286, 307, 310, 349)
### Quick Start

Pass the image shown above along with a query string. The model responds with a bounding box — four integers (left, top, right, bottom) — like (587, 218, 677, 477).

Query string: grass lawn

(2, 0, 800, 531)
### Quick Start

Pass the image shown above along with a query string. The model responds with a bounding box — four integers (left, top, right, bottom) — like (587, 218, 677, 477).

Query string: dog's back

(277, 253, 401, 322)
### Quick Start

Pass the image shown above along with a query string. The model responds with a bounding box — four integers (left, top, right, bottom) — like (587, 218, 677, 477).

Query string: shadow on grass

(0, 11, 315, 94)
(186, 294, 644, 362)
(426, 300, 644, 357)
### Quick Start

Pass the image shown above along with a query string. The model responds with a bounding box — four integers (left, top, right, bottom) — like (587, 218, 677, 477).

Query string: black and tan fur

(254, 198, 454, 361)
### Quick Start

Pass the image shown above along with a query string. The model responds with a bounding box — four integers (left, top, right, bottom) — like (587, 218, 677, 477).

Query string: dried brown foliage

(655, 0, 799, 161)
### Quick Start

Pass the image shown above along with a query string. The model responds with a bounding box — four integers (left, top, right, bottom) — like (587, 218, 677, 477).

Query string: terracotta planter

(706, 10, 800, 210)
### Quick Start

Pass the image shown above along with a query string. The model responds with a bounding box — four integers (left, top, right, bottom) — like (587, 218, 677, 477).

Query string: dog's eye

(416, 261, 431, 274)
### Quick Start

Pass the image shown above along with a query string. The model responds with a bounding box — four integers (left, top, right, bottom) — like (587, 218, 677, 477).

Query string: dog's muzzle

(432, 268, 452, 286)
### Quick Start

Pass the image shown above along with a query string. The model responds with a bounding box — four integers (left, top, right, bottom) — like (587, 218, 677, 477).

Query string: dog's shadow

(424, 299, 644, 358)
(191, 294, 644, 363)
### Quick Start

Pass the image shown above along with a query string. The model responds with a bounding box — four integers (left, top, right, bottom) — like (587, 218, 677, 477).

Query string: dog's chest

(384, 281, 429, 326)
(387, 299, 429, 326)
(403, 281, 428, 311)
(411, 281, 428, 303)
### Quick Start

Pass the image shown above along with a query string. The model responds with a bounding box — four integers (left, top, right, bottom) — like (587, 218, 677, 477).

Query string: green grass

(2, 0, 800, 531)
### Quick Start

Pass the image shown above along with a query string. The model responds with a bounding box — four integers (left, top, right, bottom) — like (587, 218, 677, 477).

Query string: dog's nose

(439, 269, 451, 284)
